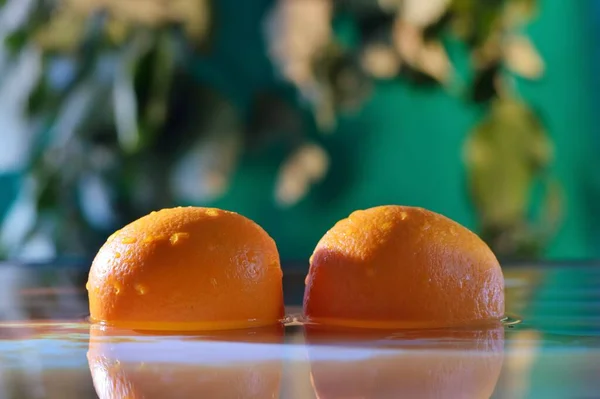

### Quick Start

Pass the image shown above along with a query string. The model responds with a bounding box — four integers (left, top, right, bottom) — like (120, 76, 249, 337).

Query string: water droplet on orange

(381, 222, 393, 231)
(107, 231, 119, 242)
(399, 212, 408, 220)
(121, 237, 136, 244)
(134, 284, 148, 295)
(205, 209, 219, 217)
(85, 282, 90, 291)
(114, 282, 122, 295)
(144, 235, 167, 244)
(210, 278, 218, 287)
(170, 232, 190, 245)
(114, 252, 121, 258)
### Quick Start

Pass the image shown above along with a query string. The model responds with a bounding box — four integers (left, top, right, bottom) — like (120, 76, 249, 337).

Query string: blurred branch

(0, 0, 216, 259)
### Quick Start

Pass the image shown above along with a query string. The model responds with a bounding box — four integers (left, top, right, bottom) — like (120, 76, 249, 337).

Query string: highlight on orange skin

(304, 205, 505, 329)
(87, 207, 284, 331)
(304, 324, 505, 399)
(87, 325, 284, 399)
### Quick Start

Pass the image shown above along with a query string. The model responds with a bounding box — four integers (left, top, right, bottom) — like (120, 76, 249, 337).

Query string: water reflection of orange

(304, 324, 505, 399)
(87, 325, 284, 399)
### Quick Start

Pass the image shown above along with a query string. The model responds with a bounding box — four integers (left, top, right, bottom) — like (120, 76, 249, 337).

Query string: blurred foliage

(0, 0, 559, 260)
(465, 97, 560, 257)
(265, 0, 559, 258)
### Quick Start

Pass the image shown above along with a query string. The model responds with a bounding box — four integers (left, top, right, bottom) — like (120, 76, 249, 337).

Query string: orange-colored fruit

(87, 207, 284, 331)
(88, 325, 284, 399)
(305, 324, 504, 399)
(303, 205, 504, 328)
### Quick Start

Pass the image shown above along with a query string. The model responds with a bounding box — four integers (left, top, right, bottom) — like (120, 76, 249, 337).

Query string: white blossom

(264, 0, 332, 91)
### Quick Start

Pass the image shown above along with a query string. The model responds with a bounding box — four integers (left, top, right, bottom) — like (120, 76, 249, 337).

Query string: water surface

(0, 263, 597, 398)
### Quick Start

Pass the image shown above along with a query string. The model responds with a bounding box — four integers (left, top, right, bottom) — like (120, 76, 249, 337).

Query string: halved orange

(87, 207, 284, 331)
(304, 205, 505, 328)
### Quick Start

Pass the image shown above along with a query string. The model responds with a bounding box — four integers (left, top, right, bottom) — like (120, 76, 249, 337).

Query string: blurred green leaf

(27, 73, 50, 115)
(170, 95, 242, 204)
(4, 0, 55, 53)
(422, 9, 452, 40)
(538, 177, 562, 239)
(465, 98, 547, 225)
(337, 0, 387, 14)
(114, 35, 153, 153)
(471, 62, 501, 103)
(138, 32, 176, 142)
(329, 54, 372, 111)
(504, 0, 538, 28)
(247, 92, 305, 148)
(312, 43, 371, 130)
(451, 0, 503, 46)
(464, 97, 555, 257)
(37, 178, 58, 212)
(5, 29, 29, 53)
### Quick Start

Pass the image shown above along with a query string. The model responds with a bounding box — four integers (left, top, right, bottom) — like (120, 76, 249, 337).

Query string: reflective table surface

(0, 262, 598, 398)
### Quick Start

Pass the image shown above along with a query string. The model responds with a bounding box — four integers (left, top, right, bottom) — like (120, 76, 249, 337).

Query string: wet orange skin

(87, 207, 284, 331)
(305, 323, 505, 399)
(304, 205, 505, 329)
(88, 325, 284, 399)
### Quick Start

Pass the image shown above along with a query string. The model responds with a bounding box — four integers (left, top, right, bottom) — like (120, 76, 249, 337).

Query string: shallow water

(0, 263, 598, 398)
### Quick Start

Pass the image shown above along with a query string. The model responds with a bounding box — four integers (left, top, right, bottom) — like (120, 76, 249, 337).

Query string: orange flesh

(87, 207, 284, 331)
(303, 205, 505, 329)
